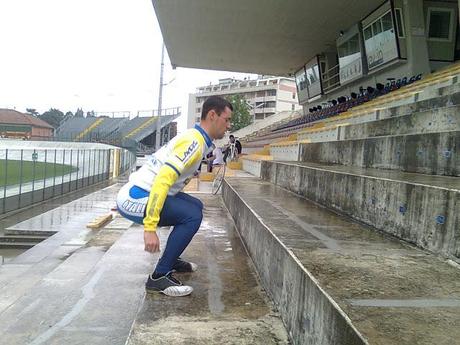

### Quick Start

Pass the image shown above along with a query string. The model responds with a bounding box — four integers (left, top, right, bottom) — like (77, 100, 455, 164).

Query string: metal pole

(76, 149, 80, 187)
(155, 42, 165, 151)
(96, 150, 99, 182)
(32, 149, 36, 202)
(43, 150, 47, 200)
(19, 150, 23, 207)
(3, 149, 8, 213)
(61, 149, 65, 194)
(82, 150, 86, 186)
(93, 150, 99, 183)
(53, 149, 57, 197)
(92, 150, 96, 184)
(69, 149, 73, 190)
(106, 150, 109, 179)
(90, 150, 93, 184)
(101, 150, 104, 181)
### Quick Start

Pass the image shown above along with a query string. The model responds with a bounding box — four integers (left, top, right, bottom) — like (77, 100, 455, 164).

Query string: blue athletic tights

(118, 189, 203, 275)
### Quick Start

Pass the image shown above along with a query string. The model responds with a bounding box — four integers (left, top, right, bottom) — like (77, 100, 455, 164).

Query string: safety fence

(0, 146, 135, 215)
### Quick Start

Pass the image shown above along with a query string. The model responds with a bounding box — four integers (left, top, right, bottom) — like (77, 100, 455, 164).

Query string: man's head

(200, 96, 233, 140)
(229, 134, 235, 143)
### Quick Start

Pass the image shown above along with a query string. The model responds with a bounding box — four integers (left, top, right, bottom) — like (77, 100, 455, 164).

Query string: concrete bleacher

(296, 82, 460, 144)
(55, 115, 179, 147)
(229, 65, 460, 344)
(241, 63, 460, 151)
(222, 177, 460, 345)
(93, 118, 128, 139)
(56, 117, 100, 140)
(120, 115, 177, 142)
(119, 117, 152, 137)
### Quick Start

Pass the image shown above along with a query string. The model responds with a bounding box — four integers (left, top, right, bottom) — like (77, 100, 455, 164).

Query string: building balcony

(254, 107, 276, 113)
(254, 96, 277, 102)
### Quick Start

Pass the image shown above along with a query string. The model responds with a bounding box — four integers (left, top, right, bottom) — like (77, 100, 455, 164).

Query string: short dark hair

(201, 96, 233, 120)
(229, 135, 234, 139)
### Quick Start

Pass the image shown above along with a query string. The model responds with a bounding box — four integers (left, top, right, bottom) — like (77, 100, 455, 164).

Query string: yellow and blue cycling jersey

(120, 124, 213, 232)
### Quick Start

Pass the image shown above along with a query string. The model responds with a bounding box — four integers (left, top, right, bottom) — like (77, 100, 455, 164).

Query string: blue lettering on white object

(176, 141, 198, 163)
(122, 200, 146, 215)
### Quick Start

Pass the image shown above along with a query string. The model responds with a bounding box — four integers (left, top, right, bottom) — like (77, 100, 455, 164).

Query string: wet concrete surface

(0, 179, 115, 234)
(0, 180, 288, 345)
(0, 183, 148, 345)
(261, 160, 460, 259)
(0, 184, 121, 312)
(226, 177, 460, 345)
(127, 195, 289, 345)
(289, 161, 460, 191)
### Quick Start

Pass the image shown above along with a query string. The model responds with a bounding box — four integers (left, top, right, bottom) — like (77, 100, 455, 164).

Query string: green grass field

(0, 160, 78, 187)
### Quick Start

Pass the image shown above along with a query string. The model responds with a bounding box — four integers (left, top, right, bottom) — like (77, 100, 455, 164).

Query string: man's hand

(144, 231, 160, 253)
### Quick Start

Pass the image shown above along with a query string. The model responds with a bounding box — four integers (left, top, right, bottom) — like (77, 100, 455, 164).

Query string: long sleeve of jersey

(143, 137, 203, 232)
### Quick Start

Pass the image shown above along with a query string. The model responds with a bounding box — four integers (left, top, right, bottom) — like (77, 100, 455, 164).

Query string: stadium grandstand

(2, 2, 460, 345)
(151, 1, 460, 344)
(55, 107, 180, 154)
(0, 109, 54, 140)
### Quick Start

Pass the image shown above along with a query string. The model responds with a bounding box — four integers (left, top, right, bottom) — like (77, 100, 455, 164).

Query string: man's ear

(209, 109, 216, 120)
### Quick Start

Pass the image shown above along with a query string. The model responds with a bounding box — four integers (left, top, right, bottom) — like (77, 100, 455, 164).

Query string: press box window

(364, 26, 372, 40)
(372, 20, 382, 35)
(427, 8, 453, 40)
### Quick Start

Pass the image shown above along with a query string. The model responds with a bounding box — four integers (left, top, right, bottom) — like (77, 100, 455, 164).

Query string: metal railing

(136, 107, 181, 117)
(0, 147, 136, 215)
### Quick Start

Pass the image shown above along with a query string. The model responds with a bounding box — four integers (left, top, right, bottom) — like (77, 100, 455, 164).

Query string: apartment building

(187, 76, 301, 128)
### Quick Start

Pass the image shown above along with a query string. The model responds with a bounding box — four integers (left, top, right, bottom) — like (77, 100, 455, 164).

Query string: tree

(86, 110, 96, 117)
(39, 108, 64, 128)
(226, 94, 252, 131)
(26, 108, 40, 117)
(74, 108, 84, 117)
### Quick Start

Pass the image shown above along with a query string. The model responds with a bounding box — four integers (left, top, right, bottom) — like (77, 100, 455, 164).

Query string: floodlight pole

(155, 43, 165, 152)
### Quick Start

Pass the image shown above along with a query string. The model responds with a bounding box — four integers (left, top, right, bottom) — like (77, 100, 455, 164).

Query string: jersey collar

(194, 124, 213, 148)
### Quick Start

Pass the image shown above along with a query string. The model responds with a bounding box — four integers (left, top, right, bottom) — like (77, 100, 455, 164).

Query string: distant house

(0, 109, 54, 140)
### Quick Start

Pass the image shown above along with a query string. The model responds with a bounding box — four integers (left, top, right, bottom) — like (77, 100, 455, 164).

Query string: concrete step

(0, 184, 147, 345)
(297, 99, 460, 142)
(258, 160, 460, 259)
(4, 229, 57, 237)
(379, 85, 460, 120)
(0, 185, 123, 313)
(0, 227, 146, 345)
(297, 94, 460, 143)
(295, 131, 459, 177)
(339, 104, 460, 141)
(0, 235, 48, 243)
(0, 186, 288, 344)
(272, 130, 459, 176)
(437, 78, 460, 97)
(0, 241, 39, 249)
(0, 228, 51, 248)
(126, 195, 288, 345)
(222, 177, 460, 345)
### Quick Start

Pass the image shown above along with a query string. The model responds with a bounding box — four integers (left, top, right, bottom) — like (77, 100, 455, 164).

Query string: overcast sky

(0, 0, 255, 132)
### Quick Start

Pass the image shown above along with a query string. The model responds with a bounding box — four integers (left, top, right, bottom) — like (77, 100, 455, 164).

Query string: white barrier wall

(0, 140, 136, 214)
